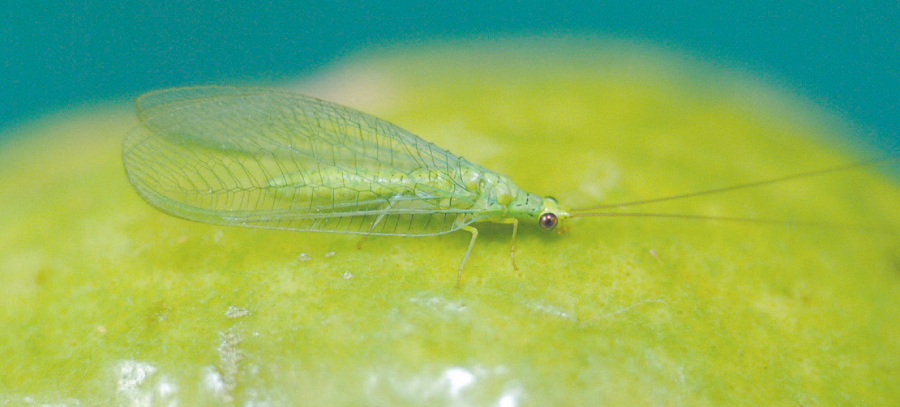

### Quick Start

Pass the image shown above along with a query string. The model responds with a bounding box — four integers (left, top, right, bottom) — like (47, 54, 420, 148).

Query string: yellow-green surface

(2, 39, 899, 406)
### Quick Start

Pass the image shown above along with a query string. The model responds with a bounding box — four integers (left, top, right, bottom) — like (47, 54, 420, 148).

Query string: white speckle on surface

(342, 271, 353, 279)
(298, 253, 311, 261)
(201, 366, 227, 400)
(115, 360, 156, 394)
(363, 364, 518, 405)
(157, 378, 177, 399)
(113, 360, 178, 407)
(324, 251, 336, 258)
(409, 295, 468, 314)
(225, 306, 250, 319)
(242, 396, 273, 407)
(195, 333, 248, 404)
(443, 367, 475, 396)
(527, 301, 575, 320)
(207, 331, 244, 404)
(496, 387, 523, 407)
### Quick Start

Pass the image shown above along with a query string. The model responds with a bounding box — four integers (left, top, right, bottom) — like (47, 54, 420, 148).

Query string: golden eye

(539, 213, 558, 230)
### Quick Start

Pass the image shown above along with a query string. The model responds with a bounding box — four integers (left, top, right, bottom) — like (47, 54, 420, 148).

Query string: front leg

(493, 217, 519, 271)
(457, 226, 479, 289)
(509, 218, 519, 271)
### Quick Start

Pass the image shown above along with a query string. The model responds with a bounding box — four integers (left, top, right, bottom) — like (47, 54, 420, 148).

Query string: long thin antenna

(572, 212, 897, 234)
(572, 155, 899, 212)
(574, 212, 818, 226)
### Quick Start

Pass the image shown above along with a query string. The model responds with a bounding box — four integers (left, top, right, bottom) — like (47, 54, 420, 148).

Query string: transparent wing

(123, 86, 496, 236)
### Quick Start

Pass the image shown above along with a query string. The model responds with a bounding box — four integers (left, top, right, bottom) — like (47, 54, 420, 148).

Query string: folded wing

(123, 86, 494, 236)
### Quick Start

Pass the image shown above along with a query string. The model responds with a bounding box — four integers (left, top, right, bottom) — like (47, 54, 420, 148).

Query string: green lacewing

(123, 86, 897, 287)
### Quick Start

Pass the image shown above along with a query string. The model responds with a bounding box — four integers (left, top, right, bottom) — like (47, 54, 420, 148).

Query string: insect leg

(357, 197, 400, 249)
(457, 226, 479, 289)
(491, 217, 520, 270)
(356, 218, 383, 249)
(509, 218, 519, 271)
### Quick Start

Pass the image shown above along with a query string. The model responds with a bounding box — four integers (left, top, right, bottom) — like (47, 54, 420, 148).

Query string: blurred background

(2, 0, 898, 150)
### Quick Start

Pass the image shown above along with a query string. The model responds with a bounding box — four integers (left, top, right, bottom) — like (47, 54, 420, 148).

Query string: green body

(267, 166, 568, 229)
(124, 87, 569, 239)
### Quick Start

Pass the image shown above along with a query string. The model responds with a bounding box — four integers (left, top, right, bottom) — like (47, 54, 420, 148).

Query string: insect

(123, 86, 897, 287)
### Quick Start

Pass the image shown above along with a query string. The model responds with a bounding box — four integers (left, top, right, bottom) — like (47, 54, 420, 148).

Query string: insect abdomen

(267, 167, 475, 206)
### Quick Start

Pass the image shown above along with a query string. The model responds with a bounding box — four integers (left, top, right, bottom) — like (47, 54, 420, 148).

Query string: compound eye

(539, 213, 558, 230)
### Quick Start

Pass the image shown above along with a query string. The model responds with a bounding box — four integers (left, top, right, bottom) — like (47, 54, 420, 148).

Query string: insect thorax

(476, 171, 544, 218)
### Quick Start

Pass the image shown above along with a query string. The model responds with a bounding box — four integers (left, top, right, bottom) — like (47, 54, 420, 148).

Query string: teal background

(1, 1, 899, 149)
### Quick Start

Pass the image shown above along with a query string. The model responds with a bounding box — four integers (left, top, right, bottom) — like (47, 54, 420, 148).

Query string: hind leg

(357, 197, 398, 249)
